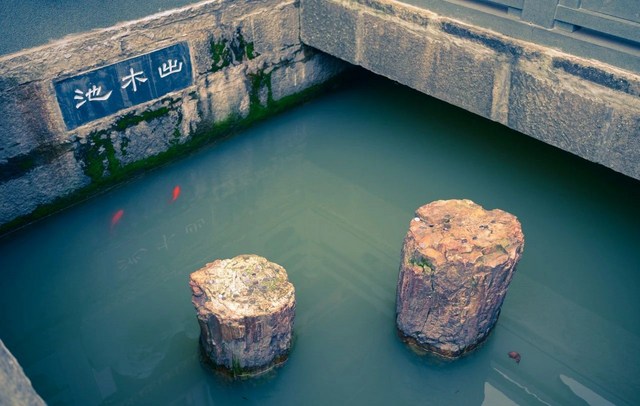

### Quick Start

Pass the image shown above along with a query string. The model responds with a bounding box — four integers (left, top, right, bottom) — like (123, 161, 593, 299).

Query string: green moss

(245, 42, 256, 60)
(114, 107, 171, 132)
(236, 29, 257, 60)
(81, 130, 121, 182)
(170, 111, 183, 146)
(231, 357, 242, 377)
(210, 28, 257, 73)
(170, 128, 182, 146)
(247, 70, 274, 119)
(81, 104, 176, 182)
(210, 38, 232, 73)
(410, 256, 435, 274)
(120, 136, 130, 156)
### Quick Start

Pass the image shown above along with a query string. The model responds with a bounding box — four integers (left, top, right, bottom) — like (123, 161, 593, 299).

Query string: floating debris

(508, 351, 521, 364)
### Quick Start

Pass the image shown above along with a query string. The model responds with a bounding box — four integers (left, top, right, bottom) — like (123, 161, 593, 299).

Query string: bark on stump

(396, 199, 524, 358)
(190, 254, 295, 376)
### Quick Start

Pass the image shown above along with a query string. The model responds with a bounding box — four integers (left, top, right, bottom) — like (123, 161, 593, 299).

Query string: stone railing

(396, 0, 640, 72)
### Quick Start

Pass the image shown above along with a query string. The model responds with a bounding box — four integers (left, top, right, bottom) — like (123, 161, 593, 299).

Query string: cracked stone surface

(396, 199, 524, 358)
(190, 254, 295, 376)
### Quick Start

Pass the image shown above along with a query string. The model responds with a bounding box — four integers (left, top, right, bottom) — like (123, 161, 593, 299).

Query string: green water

(1, 72, 639, 405)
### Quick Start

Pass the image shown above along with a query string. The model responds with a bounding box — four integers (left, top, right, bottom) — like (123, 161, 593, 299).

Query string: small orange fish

(111, 209, 124, 228)
(171, 185, 181, 202)
(508, 351, 521, 364)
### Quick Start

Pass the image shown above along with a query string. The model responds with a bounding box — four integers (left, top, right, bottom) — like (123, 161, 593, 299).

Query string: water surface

(1, 72, 639, 405)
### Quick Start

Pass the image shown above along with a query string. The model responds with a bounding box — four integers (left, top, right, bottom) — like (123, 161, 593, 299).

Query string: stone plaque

(54, 42, 193, 130)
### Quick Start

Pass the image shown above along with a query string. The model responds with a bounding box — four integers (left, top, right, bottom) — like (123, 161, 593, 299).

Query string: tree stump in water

(190, 254, 295, 376)
(396, 199, 524, 358)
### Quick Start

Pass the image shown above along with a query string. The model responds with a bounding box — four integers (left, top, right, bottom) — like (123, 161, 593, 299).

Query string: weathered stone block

(115, 109, 184, 166)
(270, 51, 348, 101)
(250, 1, 300, 55)
(396, 199, 524, 358)
(605, 110, 640, 180)
(424, 37, 498, 119)
(300, 0, 358, 62)
(190, 254, 296, 376)
(0, 151, 89, 224)
(0, 82, 61, 160)
(359, 12, 432, 91)
(508, 65, 640, 179)
(197, 65, 251, 125)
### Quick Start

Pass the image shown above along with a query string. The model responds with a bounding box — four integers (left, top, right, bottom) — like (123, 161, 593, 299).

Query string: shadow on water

(0, 70, 639, 405)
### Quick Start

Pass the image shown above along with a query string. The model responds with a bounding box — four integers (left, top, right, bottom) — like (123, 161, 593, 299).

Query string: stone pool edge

(0, 340, 45, 405)
(0, 0, 348, 235)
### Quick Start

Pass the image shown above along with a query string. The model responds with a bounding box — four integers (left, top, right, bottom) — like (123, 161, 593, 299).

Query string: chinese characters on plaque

(54, 42, 193, 130)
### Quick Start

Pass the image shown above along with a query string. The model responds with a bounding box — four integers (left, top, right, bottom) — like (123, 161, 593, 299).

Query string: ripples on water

(1, 71, 639, 405)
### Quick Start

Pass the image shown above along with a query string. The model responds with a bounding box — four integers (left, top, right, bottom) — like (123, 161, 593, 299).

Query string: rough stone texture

(190, 255, 296, 376)
(396, 199, 524, 358)
(0, 151, 90, 224)
(300, 0, 640, 181)
(508, 64, 640, 178)
(300, 0, 358, 63)
(0, 340, 46, 406)
(359, 12, 431, 92)
(0, 0, 347, 231)
(425, 37, 498, 119)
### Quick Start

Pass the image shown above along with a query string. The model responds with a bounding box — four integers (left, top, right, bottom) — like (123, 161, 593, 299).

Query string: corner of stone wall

(0, 0, 348, 234)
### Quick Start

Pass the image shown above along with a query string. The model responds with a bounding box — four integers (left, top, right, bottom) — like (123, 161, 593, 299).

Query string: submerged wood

(396, 199, 524, 358)
(190, 254, 295, 377)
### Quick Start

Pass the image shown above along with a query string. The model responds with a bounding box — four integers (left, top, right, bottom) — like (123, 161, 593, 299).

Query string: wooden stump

(190, 254, 295, 376)
(396, 199, 524, 358)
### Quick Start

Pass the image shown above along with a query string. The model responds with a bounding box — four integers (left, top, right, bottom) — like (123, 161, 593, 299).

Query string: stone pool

(1, 72, 638, 405)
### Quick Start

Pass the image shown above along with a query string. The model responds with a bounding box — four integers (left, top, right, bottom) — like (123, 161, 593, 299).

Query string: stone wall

(301, 0, 640, 181)
(0, 0, 346, 231)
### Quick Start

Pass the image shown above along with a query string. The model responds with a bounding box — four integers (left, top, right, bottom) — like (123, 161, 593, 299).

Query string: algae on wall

(210, 27, 258, 73)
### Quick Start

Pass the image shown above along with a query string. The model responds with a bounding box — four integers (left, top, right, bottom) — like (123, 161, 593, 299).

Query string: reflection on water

(560, 374, 616, 406)
(0, 71, 639, 405)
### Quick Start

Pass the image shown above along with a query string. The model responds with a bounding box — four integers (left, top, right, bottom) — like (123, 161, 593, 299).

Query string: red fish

(508, 351, 521, 364)
(171, 185, 181, 202)
(111, 209, 124, 228)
